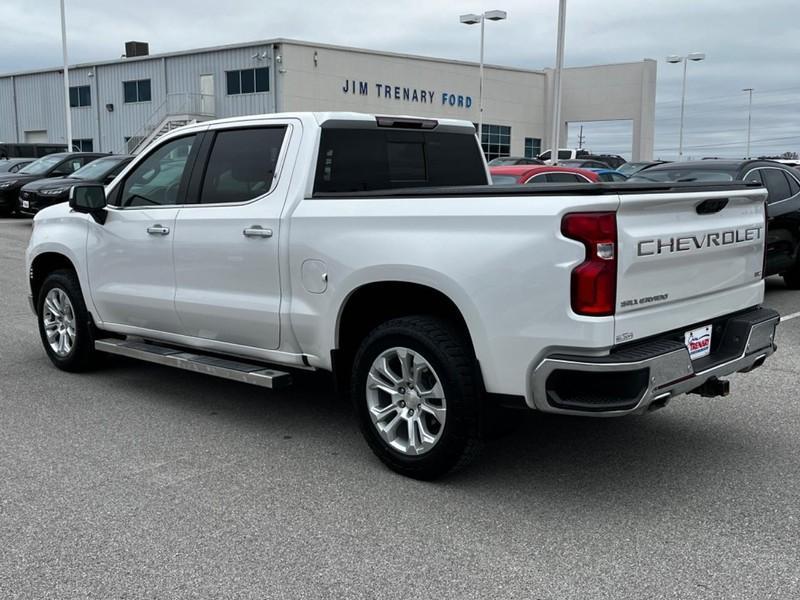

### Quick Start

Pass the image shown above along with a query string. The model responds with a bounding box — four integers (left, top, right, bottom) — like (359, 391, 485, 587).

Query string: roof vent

(124, 41, 149, 58)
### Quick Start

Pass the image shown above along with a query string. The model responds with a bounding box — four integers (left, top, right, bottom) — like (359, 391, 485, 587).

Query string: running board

(95, 338, 292, 389)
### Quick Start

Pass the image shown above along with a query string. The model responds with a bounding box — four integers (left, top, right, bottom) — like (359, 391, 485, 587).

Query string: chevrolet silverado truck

(26, 112, 780, 479)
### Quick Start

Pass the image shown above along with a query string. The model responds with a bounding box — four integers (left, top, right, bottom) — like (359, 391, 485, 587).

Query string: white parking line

(780, 311, 800, 322)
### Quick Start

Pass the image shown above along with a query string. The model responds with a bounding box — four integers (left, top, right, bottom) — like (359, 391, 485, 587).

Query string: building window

(524, 137, 541, 158)
(69, 85, 91, 107)
(72, 139, 93, 152)
(478, 124, 511, 161)
(123, 79, 152, 103)
(226, 68, 270, 95)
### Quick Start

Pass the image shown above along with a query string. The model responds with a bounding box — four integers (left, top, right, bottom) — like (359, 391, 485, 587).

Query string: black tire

(782, 261, 800, 289)
(351, 315, 482, 480)
(37, 269, 100, 372)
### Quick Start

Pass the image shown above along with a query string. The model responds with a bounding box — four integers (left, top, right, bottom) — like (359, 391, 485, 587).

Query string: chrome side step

(95, 338, 292, 389)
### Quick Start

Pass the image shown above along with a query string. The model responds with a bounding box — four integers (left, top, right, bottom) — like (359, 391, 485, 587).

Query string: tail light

(561, 212, 617, 316)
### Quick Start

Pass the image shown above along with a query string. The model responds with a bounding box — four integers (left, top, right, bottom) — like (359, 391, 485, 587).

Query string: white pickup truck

(26, 112, 779, 479)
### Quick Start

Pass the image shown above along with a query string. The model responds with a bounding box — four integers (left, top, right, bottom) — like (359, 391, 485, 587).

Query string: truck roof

(176, 111, 477, 134)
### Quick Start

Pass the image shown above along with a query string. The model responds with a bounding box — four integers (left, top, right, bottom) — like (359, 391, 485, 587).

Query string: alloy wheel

(365, 347, 447, 456)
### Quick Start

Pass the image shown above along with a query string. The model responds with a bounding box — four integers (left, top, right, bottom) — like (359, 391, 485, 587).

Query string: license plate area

(685, 324, 712, 360)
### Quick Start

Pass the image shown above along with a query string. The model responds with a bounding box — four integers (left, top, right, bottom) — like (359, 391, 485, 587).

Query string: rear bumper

(529, 307, 779, 416)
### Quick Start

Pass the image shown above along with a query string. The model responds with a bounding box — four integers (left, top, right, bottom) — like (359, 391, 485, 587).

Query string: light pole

(60, 0, 73, 150)
(460, 10, 507, 146)
(743, 87, 754, 159)
(549, 0, 567, 165)
(666, 52, 705, 160)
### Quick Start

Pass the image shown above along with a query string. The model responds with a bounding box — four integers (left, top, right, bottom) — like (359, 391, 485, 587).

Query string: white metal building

(0, 38, 656, 160)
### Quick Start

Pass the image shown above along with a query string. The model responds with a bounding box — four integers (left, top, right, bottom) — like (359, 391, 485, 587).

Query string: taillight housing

(561, 212, 617, 316)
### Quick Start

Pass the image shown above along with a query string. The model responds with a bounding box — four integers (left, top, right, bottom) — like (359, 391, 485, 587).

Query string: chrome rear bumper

(529, 307, 779, 416)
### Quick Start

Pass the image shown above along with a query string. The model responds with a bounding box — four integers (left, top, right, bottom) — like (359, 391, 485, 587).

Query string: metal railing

(122, 93, 215, 154)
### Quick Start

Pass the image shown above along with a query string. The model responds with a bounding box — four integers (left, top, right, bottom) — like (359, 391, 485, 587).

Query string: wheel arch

(29, 252, 79, 308)
(332, 279, 485, 391)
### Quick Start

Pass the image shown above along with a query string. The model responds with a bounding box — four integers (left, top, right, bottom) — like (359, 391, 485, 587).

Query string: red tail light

(561, 212, 617, 316)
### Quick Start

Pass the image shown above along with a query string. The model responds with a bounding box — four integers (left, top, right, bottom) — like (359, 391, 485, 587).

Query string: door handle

(146, 225, 170, 235)
(243, 226, 273, 238)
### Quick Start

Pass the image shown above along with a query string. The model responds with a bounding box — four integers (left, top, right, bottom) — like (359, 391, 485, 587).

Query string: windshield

(70, 157, 123, 180)
(19, 154, 63, 175)
(558, 160, 586, 167)
(491, 174, 519, 185)
(630, 169, 735, 183)
(488, 158, 519, 166)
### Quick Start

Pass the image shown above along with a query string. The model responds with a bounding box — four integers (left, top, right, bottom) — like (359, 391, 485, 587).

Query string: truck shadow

(95, 354, 762, 515)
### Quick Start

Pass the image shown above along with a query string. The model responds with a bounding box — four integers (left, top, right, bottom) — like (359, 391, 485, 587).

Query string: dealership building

(0, 38, 656, 160)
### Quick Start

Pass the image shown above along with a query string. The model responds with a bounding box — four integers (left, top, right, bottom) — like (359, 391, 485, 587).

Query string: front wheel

(37, 269, 100, 372)
(351, 316, 482, 480)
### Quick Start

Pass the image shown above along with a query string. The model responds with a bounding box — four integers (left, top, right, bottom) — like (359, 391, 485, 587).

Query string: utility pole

(60, 0, 73, 150)
(577, 125, 585, 149)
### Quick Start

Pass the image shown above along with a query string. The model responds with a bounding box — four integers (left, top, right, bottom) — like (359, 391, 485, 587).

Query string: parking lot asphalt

(1, 217, 799, 599)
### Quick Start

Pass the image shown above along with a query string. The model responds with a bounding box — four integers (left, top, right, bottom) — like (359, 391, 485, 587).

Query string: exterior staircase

(124, 93, 215, 155)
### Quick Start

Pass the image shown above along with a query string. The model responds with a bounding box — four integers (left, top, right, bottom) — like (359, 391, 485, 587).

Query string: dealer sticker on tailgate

(685, 324, 712, 360)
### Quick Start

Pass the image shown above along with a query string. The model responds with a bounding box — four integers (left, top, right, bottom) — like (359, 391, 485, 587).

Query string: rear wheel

(37, 269, 100, 372)
(351, 315, 482, 480)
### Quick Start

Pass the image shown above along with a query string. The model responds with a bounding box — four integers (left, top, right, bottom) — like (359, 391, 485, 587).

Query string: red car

(490, 165, 599, 185)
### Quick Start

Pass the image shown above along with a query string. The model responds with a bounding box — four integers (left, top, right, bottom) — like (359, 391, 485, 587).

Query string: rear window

(314, 128, 487, 193)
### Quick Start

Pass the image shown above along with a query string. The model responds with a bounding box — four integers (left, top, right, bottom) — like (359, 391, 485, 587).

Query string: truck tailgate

(614, 187, 768, 344)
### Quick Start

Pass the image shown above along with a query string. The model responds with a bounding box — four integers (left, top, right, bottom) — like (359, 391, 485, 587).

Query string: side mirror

(69, 184, 107, 223)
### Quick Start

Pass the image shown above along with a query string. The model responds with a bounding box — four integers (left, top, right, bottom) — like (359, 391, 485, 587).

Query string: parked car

(589, 154, 627, 169)
(559, 158, 612, 169)
(538, 150, 626, 169)
(591, 168, 629, 183)
(490, 165, 599, 184)
(629, 160, 800, 287)
(0, 158, 33, 174)
(0, 152, 105, 216)
(617, 160, 670, 177)
(0, 142, 67, 159)
(487, 156, 544, 166)
(538, 148, 583, 161)
(19, 155, 133, 216)
(26, 112, 778, 479)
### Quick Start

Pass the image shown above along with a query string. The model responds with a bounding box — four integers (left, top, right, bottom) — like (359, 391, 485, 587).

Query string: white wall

(546, 60, 657, 160)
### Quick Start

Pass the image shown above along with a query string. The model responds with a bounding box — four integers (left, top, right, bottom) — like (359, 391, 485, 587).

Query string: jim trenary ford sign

(342, 79, 474, 109)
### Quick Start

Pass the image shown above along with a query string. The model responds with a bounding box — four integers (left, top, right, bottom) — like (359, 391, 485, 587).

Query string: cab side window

(744, 169, 763, 185)
(763, 168, 792, 203)
(199, 127, 287, 204)
(525, 174, 548, 184)
(52, 159, 83, 176)
(547, 172, 584, 183)
(786, 171, 800, 196)
(116, 135, 196, 207)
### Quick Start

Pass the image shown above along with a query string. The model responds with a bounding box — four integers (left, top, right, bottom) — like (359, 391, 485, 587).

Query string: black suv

(18, 154, 133, 216)
(630, 160, 800, 287)
(0, 152, 105, 216)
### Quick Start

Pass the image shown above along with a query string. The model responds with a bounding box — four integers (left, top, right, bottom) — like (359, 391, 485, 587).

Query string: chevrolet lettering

(637, 226, 763, 256)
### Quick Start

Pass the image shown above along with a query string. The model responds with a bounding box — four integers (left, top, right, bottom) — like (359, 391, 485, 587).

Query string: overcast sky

(1, 0, 798, 159)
